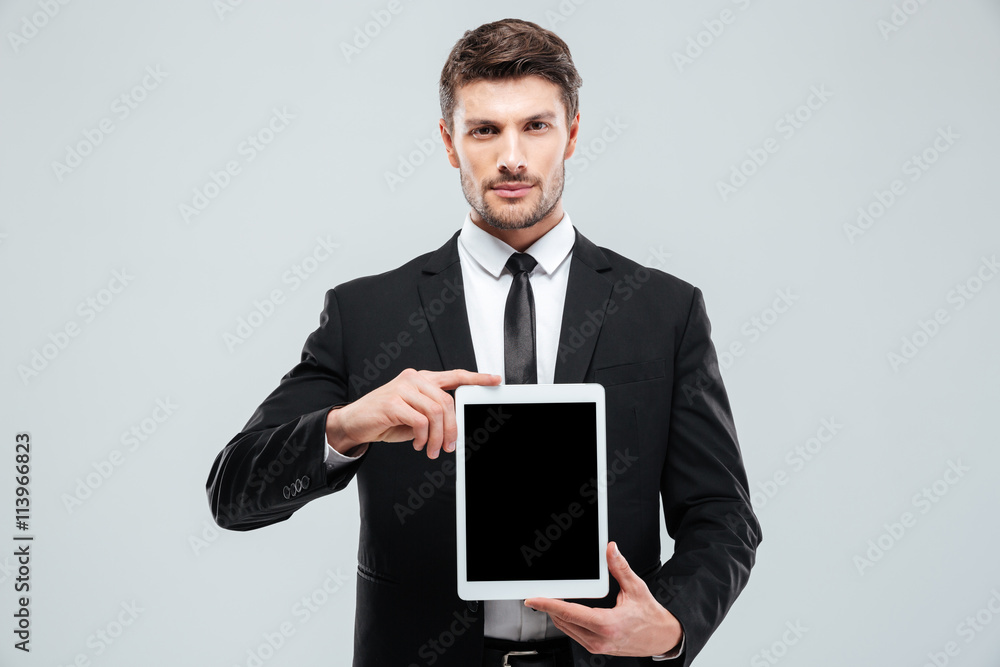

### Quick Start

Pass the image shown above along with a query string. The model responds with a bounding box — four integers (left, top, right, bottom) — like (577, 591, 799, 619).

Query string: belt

(482, 636, 574, 667)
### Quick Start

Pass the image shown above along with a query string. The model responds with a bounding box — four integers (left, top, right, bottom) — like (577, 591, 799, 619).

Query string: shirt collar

(458, 211, 575, 278)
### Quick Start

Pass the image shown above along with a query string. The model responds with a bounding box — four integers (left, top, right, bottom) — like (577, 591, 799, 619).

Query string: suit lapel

(553, 227, 614, 383)
(417, 229, 480, 375)
(417, 226, 614, 384)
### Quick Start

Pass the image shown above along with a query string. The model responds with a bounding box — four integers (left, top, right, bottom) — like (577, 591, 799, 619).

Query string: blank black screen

(464, 401, 599, 582)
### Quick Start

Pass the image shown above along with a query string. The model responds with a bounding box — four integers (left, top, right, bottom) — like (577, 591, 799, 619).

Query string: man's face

(441, 76, 579, 232)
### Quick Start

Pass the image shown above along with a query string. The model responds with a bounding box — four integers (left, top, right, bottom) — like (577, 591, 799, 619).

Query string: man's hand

(325, 368, 502, 459)
(524, 542, 683, 658)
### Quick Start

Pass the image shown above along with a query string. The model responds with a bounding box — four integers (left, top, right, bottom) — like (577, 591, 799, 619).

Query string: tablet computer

(455, 382, 608, 601)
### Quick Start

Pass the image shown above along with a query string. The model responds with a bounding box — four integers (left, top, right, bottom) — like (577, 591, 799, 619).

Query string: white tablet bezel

(455, 382, 608, 601)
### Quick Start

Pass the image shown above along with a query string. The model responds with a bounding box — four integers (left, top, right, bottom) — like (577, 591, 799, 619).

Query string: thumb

(608, 542, 640, 591)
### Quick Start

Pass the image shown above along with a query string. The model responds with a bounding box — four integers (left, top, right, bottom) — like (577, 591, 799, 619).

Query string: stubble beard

(460, 162, 565, 231)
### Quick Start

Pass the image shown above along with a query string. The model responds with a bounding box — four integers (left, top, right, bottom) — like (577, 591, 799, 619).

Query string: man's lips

(492, 183, 533, 198)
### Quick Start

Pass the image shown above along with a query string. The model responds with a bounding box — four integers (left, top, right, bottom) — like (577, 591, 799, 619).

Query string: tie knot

(505, 252, 538, 276)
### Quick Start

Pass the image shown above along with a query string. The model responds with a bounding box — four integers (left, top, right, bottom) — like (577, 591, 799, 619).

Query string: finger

(526, 598, 604, 629)
(428, 370, 500, 453)
(382, 394, 430, 452)
(435, 368, 503, 390)
(395, 384, 448, 458)
(552, 617, 593, 653)
(548, 614, 603, 653)
(436, 381, 457, 453)
(411, 373, 465, 457)
(394, 370, 457, 456)
(607, 541, 642, 594)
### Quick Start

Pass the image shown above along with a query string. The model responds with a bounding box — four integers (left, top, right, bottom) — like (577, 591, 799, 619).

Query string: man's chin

(478, 212, 541, 231)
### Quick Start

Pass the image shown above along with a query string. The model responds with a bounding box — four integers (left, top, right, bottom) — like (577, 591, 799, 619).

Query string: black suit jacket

(206, 226, 762, 666)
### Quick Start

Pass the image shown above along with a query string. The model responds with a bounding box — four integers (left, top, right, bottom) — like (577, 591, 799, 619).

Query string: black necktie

(504, 252, 538, 384)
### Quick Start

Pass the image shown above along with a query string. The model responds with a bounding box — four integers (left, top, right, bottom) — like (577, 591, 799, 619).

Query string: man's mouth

(492, 182, 533, 199)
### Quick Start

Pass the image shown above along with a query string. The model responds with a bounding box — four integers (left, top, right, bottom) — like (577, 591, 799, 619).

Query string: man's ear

(440, 118, 461, 168)
(564, 111, 580, 161)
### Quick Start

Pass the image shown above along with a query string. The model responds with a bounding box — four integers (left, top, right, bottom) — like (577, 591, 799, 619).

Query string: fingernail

(613, 543, 621, 558)
(445, 441, 455, 452)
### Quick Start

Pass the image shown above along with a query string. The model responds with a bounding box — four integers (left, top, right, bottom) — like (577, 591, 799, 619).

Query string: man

(206, 17, 761, 667)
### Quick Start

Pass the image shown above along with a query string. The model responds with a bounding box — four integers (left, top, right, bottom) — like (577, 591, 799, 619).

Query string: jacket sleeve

(651, 286, 762, 666)
(205, 287, 369, 531)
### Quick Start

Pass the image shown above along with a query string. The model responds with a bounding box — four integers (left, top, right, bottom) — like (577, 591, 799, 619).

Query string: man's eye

(471, 127, 494, 137)
(529, 122, 547, 130)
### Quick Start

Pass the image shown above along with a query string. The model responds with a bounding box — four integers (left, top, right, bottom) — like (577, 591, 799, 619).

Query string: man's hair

(439, 18, 583, 136)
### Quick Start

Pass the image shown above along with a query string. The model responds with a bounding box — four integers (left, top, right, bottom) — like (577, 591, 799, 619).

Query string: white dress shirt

(322, 211, 682, 660)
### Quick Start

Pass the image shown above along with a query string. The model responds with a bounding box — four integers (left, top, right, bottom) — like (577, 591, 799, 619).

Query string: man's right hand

(325, 368, 502, 460)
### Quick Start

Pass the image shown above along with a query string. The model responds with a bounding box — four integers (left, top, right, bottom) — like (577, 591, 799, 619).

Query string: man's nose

(497, 136, 526, 174)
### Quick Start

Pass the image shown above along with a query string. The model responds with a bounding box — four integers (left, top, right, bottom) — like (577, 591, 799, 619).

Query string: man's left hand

(524, 542, 683, 657)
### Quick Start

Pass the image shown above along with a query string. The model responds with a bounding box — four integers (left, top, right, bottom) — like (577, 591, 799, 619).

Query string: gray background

(2, 0, 999, 665)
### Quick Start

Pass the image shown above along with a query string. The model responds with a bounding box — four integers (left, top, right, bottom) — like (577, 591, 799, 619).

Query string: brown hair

(439, 18, 583, 135)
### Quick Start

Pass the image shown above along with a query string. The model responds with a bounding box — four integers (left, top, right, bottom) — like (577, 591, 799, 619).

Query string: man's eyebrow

(463, 111, 559, 128)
